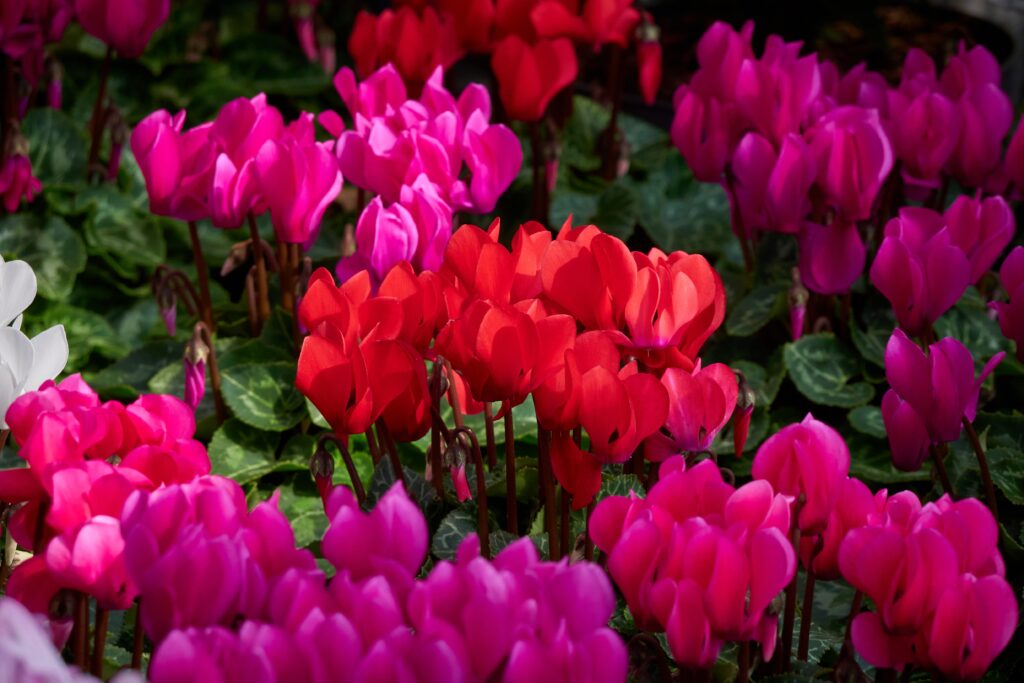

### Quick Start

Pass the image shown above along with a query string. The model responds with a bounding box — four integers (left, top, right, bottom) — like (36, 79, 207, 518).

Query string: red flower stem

(317, 433, 366, 506)
(724, 171, 754, 275)
(929, 443, 955, 497)
(247, 213, 271, 330)
(276, 240, 293, 318)
(0, 428, 7, 452)
(483, 402, 497, 470)
(376, 419, 404, 484)
(797, 559, 818, 661)
(504, 404, 518, 534)
(187, 222, 216, 332)
(73, 592, 88, 669)
(538, 429, 559, 558)
(86, 47, 113, 180)
(738, 641, 750, 683)
(529, 122, 548, 222)
(365, 428, 382, 466)
(131, 601, 144, 668)
(559, 485, 570, 558)
(443, 360, 465, 429)
(33, 499, 49, 553)
(357, 188, 366, 215)
(428, 363, 445, 497)
(601, 44, 625, 180)
(963, 417, 998, 522)
(289, 243, 301, 349)
(91, 604, 109, 676)
(584, 500, 595, 561)
(779, 497, 804, 672)
(453, 427, 489, 558)
(629, 448, 644, 477)
(196, 323, 227, 424)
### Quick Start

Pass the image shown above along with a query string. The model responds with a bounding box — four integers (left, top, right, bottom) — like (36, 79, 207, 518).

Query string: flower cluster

(130, 480, 625, 682)
(870, 197, 1015, 336)
(326, 64, 521, 284)
(590, 457, 795, 667)
(0, 375, 210, 634)
(298, 219, 733, 507)
(840, 493, 1016, 679)
(349, 0, 661, 120)
(131, 94, 341, 246)
(994, 246, 1024, 360)
(672, 21, 1024, 297)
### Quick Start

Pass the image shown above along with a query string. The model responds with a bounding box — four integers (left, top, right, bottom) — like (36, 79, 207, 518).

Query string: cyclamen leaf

(0, 215, 87, 301)
(219, 362, 306, 432)
(209, 419, 282, 485)
(21, 108, 88, 184)
(848, 406, 887, 440)
(726, 284, 786, 337)
(783, 334, 874, 408)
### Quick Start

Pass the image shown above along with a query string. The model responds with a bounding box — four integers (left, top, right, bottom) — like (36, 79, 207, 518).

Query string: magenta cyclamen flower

(130, 110, 216, 222)
(839, 492, 1016, 679)
(751, 413, 850, 533)
(943, 194, 1015, 284)
(993, 247, 1024, 360)
(590, 458, 794, 668)
(73, 0, 169, 58)
(0, 154, 42, 213)
(881, 329, 1003, 471)
(729, 132, 816, 235)
(798, 218, 866, 295)
(1006, 115, 1024, 195)
(332, 64, 520, 214)
(805, 105, 893, 222)
(869, 207, 971, 337)
(887, 89, 960, 191)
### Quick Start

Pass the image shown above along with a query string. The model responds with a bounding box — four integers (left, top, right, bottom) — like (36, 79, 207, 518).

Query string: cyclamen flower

(73, 0, 169, 58)
(840, 492, 1016, 679)
(943, 194, 1014, 284)
(491, 35, 578, 122)
(993, 246, 1024, 360)
(869, 207, 971, 337)
(881, 329, 1002, 471)
(0, 256, 68, 429)
(751, 414, 850, 533)
(643, 361, 738, 460)
(0, 153, 42, 212)
(591, 458, 794, 668)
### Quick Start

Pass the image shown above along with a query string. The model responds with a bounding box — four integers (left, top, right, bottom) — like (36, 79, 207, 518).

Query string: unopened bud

(789, 267, 809, 342)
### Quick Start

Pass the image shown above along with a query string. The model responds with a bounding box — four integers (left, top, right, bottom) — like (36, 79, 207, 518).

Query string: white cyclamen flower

(0, 598, 142, 683)
(0, 254, 38, 330)
(0, 256, 69, 428)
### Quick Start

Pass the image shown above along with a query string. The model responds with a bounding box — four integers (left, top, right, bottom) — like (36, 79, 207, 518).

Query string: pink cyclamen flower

(993, 246, 1024, 360)
(881, 328, 1003, 471)
(46, 516, 136, 609)
(729, 132, 816, 235)
(590, 458, 794, 667)
(869, 207, 971, 337)
(0, 154, 42, 212)
(1006, 114, 1024, 195)
(735, 35, 821, 145)
(130, 110, 216, 222)
(255, 132, 342, 246)
(839, 492, 1016, 679)
(670, 88, 740, 182)
(943, 194, 1014, 283)
(887, 89, 960, 190)
(751, 414, 850, 533)
(73, 0, 169, 58)
(208, 94, 288, 228)
(643, 362, 737, 460)
(798, 219, 866, 295)
(806, 106, 893, 222)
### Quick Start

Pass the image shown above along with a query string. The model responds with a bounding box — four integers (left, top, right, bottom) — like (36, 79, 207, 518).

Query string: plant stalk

(196, 323, 226, 424)
(73, 592, 88, 669)
(560, 485, 571, 558)
(930, 443, 955, 497)
(91, 605, 109, 676)
(504, 405, 518, 534)
(483, 402, 497, 470)
(538, 429, 559, 558)
(779, 499, 804, 672)
(187, 222, 215, 332)
(529, 122, 548, 222)
(963, 417, 998, 522)
(86, 47, 113, 180)
(247, 213, 271, 330)
(453, 427, 489, 558)
(738, 641, 750, 683)
(317, 433, 366, 506)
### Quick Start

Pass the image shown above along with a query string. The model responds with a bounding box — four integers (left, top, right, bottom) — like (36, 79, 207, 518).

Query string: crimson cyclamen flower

(74, 0, 169, 58)
(591, 458, 794, 668)
(993, 246, 1024, 360)
(751, 414, 850, 534)
(870, 207, 971, 338)
(491, 35, 578, 122)
(881, 329, 1002, 471)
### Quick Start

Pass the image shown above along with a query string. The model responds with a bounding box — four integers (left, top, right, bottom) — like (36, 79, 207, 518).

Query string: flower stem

(453, 427, 489, 558)
(504, 404, 518, 534)
(247, 213, 271, 330)
(538, 429, 559, 558)
(86, 47, 113, 180)
(529, 122, 548, 222)
(584, 500, 595, 561)
(600, 45, 625, 180)
(131, 600, 144, 668)
(559, 485, 571, 558)
(317, 433, 366, 506)
(779, 498, 804, 672)
(428, 363, 445, 497)
(91, 604, 108, 676)
(196, 323, 226, 424)
(483, 402, 497, 470)
(365, 428, 382, 466)
(73, 592, 88, 669)
(376, 419, 403, 484)
(0, 429, 8, 452)
(187, 222, 216, 332)
(963, 417, 998, 522)
(798, 563, 817, 661)
(930, 443, 955, 497)
(738, 641, 750, 683)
